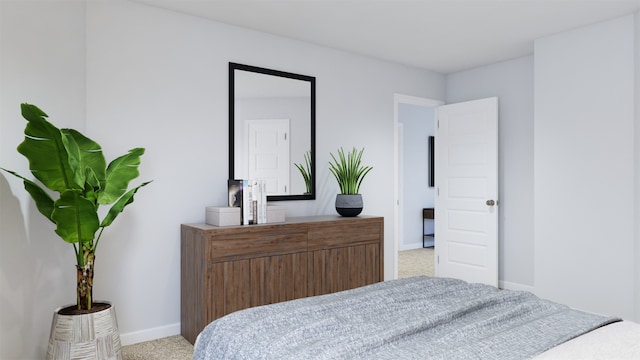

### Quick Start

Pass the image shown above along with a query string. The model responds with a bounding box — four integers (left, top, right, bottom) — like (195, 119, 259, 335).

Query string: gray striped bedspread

(193, 276, 619, 360)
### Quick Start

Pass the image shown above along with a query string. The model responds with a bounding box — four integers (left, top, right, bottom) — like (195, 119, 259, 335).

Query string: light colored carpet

(122, 335, 193, 360)
(398, 247, 435, 279)
(121, 248, 435, 358)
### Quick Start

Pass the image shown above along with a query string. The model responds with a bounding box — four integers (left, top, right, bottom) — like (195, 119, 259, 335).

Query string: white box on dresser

(205, 206, 240, 226)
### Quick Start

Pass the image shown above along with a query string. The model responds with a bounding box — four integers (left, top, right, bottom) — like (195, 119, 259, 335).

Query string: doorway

(393, 94, 443, 279)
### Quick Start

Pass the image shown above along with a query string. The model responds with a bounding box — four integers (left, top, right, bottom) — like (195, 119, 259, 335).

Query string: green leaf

(1, 168, 55, 222)
(99, 148, 145, 204)
(61, 128, 106, 191)
(294, 150, 313, 193)
(52, 190, 99, 244)
(5, 103, 151, 257)
(328, 147, 372, 195)
(100, 181, 152, 228)
(84, 167, 101, 195)
(16, 103, 80, 192)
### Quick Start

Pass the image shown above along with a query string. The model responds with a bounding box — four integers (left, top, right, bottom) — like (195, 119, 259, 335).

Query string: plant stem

(76, 244, 94, 311)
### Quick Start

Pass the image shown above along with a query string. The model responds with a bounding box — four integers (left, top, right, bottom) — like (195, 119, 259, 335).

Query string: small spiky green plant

(328, 147, 373, 195)
(294, 150, 312, 194)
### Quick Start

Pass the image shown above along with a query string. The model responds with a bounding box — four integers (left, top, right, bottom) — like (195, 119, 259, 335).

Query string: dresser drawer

(207, 224, 308, 262)
(307, 217, 382, 251)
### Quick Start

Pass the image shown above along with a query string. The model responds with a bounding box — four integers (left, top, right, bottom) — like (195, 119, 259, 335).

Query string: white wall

(0, 2, 87, 359)
(399, 104, 435, 250)
(446, 56, 535, 290)
(534, 15, 638, 321)
(634, 11, 640, 323)
(0, 0, 445, 356)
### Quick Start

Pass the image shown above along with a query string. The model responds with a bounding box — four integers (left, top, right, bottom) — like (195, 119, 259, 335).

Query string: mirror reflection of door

(246, 119, 290, 195)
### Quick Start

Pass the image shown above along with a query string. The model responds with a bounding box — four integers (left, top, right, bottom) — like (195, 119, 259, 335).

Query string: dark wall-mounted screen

(428, 136, 435, 187)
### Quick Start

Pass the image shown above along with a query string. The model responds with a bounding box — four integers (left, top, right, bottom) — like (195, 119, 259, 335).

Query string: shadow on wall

(0, 174, 74, 358)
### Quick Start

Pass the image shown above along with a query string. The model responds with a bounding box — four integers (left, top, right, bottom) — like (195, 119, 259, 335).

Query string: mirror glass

(229, 63, 315, 201)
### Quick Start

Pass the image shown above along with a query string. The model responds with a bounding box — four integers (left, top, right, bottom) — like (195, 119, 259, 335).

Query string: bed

(192, 276, 640, 359)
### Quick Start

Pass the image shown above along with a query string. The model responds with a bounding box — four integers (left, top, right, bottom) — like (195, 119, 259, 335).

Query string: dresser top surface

(183, 215, 383, 231)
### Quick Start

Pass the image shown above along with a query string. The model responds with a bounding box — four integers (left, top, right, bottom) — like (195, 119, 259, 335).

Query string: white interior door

(435, 97, 499, 287)
(246, 119, 290, 195)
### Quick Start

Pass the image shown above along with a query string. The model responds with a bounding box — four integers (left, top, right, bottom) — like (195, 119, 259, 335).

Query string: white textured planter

(46, 302, 122, 360)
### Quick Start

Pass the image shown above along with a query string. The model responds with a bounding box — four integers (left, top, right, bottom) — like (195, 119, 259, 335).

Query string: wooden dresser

(180, 215, 384, 344)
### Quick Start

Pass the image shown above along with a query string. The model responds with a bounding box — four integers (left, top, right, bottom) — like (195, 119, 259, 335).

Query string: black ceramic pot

(335, 194, 363, 217)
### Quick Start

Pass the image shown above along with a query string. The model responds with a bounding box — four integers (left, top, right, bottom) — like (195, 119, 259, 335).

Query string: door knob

(486, 200, 495, 206)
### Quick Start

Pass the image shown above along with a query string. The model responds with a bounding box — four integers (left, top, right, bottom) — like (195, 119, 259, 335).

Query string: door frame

(393, 94, 443, 279)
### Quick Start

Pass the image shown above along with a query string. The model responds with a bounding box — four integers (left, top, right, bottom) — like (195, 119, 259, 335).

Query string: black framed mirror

(229, 62, 316, 201)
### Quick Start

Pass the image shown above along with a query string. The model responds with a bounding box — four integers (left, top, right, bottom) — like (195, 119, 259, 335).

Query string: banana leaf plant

(328, 147, 373, 195)
(294, 150, 312, 194)
(1, 103, 151, 311)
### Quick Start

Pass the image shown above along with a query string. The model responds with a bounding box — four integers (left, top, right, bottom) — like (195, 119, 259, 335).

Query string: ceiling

(133, 0, 640, 74)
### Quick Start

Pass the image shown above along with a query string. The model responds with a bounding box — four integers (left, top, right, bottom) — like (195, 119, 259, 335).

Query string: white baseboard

(120, 322, 181, 346)
(399, 243, 424, 251)
(499, 280, 535, 293)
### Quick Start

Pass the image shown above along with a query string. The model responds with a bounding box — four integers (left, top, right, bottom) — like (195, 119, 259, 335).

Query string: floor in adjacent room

(398, 246, 435, 279)
(122, 247, 435, 359)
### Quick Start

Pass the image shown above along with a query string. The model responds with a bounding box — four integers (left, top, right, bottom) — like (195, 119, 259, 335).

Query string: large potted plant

(328, 147, 373, 217)
(1, 103, 151, 359)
